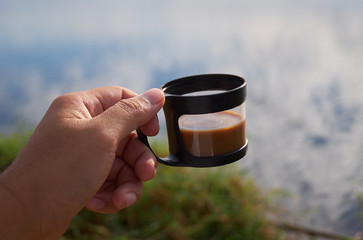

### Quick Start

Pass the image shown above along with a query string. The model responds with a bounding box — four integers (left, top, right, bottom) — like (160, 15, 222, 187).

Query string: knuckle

(118, 98, 145, 118)
(50, 93, 78, 110)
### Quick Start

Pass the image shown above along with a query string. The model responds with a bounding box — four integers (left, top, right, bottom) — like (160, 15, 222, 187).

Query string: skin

(0, 86, 165, 240)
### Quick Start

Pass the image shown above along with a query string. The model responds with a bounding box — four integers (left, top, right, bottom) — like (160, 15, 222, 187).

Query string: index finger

(121, 133, 157, 181)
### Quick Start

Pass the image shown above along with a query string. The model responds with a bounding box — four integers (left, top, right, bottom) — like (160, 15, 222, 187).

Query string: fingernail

(87, 198, 105, 210)
(142, 89, 164, 105)
(125, 192, 137, 207)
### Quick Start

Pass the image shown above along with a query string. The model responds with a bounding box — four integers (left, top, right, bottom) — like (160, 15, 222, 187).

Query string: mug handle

(136, 128, 187, 167)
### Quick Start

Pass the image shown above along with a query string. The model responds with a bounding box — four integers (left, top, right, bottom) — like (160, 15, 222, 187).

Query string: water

(1, 0, 363, 235)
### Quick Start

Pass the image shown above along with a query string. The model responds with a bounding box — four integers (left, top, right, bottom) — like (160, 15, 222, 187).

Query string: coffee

(179, 111, 246, 157)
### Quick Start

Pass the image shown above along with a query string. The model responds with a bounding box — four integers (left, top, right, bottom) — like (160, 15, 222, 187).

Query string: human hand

(0, 86, 164, 239)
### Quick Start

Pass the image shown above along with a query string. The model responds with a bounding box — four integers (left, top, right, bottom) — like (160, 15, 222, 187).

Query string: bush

(63, 165, 277, 240)
(0, 132, 278, 239)
(0, 129, 32, 171)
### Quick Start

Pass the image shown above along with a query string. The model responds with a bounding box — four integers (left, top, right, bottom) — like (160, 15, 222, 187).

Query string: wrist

(0, 162, 66, 240)
(0, 169, 35, 239)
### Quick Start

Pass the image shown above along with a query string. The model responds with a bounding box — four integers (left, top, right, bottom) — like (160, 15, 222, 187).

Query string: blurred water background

(1, 0, 363, 235)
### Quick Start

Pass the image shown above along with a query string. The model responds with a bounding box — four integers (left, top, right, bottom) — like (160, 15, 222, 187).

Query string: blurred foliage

(61, 141, 279, 239)
(359, 194, 363, 224)
(0, 133, 280, 239)
(0, 128, 32, 171)
(2, 131, 357, 239)
(62, 164, 278, 240)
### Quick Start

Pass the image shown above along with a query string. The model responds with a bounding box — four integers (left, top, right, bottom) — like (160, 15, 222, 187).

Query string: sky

(1, 0, 363, 126)
(1, 0, 363, 235)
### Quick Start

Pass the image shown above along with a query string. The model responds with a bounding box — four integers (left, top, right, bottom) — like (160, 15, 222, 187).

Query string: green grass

(4, 131, 358, 239)
(61, 141, 278, 240)
(0, 133, 278, 239)
(62, 165, 277, 240)
(0, 130, 286, 240)
(0, 129, 32, 171)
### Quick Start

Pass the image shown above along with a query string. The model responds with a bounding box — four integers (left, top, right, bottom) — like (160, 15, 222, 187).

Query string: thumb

(96, 88, 165, 139)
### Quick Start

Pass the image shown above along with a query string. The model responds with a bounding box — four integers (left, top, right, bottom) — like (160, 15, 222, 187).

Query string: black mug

(137, 74, 248, 167)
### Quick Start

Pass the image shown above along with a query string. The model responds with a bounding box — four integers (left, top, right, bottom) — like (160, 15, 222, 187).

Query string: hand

(0, 86, 165, 239)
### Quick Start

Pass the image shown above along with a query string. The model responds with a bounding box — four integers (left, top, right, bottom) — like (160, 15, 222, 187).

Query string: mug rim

(161, 73, 247, 115)
(161, 73, 246, 97)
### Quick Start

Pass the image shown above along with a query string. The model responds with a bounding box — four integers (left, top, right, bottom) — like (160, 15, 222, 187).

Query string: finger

(112, 181, 144, 209)
(86, 180, 144, 213)
(93, 88, 165, 141)
(106, 157, 125, 182)
(139, 114, 160, 136)
(78, 86, 138, 118)
(84, 86, 137, 116)
(115, 114, 159, 159)
(86, 191, 118, 214)
(86, 178, 144, 213)
(86, 181, 117, 213)
(122, 133, 157, 181)
(135, 151, 157, 181)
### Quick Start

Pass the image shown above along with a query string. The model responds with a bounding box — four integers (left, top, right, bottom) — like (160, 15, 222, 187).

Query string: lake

(1, 0, 363, 235)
